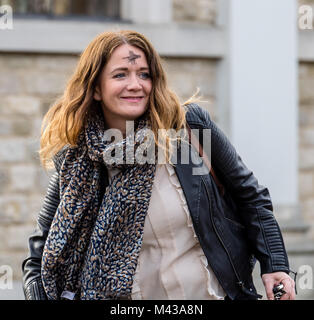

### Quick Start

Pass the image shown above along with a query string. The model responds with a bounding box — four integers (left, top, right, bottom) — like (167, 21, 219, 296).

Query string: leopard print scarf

(41, 111, 157, 300)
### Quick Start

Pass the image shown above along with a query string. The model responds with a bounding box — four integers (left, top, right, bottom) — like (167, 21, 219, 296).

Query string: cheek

(144, 81, 152, 96)
(103, 81, 123, 99)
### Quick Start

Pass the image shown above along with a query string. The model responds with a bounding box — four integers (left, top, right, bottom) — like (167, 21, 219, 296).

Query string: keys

(273, 283, 286, 300)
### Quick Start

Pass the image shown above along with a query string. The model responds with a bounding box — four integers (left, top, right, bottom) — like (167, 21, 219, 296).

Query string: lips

(121, 96, 144, 102)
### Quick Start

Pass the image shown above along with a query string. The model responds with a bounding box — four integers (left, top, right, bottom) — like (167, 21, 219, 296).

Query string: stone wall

(0, 52, 217, 281)
(163, 57, 217, 118)
(297, 0, 314, 239)
(173, 0, 217, 25)
(0, 53, 78, 280)
(299, 62, 314, 238)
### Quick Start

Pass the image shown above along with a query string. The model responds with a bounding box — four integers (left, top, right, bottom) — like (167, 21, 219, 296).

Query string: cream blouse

(107, 163, 225, 300)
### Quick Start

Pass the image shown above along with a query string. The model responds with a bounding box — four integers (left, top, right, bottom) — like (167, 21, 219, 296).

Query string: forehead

(107, 44, 148, 67)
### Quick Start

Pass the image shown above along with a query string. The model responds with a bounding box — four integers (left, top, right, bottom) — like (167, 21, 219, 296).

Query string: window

(0, 0, 120, 20)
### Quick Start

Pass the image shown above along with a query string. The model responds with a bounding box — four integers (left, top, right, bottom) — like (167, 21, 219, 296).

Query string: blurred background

(0, 0, 313, 300)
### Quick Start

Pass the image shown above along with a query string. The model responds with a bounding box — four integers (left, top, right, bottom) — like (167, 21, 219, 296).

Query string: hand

(262, 272, 295, 300)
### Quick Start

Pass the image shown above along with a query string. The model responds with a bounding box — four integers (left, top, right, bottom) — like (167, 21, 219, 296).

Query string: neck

(101, 108, 127, 138)
(105, 119, 127, 138)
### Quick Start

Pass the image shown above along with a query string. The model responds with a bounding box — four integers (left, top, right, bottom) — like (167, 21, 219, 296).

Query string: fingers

(262, 272, 296, 300)
(263, 277, 276, 300)
(280, 277, 296, 300)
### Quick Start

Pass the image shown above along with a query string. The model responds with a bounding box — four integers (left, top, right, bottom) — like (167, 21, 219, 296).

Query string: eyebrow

(110, 67, 150, 74)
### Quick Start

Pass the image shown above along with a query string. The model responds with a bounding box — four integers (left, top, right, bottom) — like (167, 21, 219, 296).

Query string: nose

(127, 73, 142, 91)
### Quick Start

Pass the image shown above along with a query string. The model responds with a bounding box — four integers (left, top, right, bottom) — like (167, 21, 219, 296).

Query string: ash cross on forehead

(123, 50, 141, 64)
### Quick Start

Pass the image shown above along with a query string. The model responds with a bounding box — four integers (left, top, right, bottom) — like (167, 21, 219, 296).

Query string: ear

(93, 85, 102, 101)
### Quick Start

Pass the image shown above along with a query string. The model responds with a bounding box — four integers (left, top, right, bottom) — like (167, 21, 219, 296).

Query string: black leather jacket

(22, 104, 290, 300)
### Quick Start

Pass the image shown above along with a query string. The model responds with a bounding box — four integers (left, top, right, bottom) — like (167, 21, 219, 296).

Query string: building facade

(0, 0, 313, 299)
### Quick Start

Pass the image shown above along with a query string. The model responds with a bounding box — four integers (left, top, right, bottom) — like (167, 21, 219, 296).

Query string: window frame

(2, 0, 121, 21)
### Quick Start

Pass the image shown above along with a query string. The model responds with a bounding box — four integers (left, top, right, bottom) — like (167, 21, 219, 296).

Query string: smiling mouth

(121, 96, 144, 102)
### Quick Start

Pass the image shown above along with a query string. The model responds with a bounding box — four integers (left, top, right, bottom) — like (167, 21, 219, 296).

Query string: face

(94, 44, 152, 130)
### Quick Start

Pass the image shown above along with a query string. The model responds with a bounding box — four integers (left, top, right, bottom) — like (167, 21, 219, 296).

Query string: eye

(113, 73, 126, 79)
(139, 72, 151, 80)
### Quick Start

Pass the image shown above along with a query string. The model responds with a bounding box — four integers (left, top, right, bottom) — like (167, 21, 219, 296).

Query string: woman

(22, 30, 295, 300)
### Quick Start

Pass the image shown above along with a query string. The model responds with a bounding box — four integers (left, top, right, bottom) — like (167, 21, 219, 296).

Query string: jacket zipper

(201, 176, 244, 288)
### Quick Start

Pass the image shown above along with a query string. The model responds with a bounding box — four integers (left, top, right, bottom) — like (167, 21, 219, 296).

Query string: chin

(124, 107, 147, 120)
(124, 113, 145, 121)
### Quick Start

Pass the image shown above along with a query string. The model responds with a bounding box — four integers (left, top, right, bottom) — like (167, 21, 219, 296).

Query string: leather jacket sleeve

(189, 104, 290, 275)
(22, 171, 60, 300)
